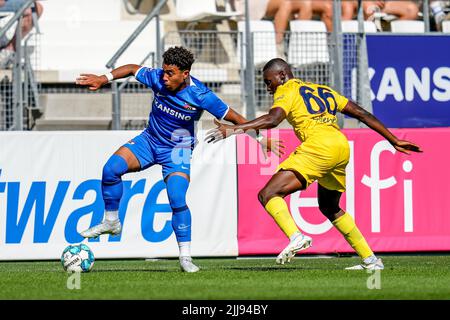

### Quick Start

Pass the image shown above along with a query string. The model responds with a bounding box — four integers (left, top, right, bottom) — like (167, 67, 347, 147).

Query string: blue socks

(166, 175, 191, 242)
(102, 155, 192, 244)
(102, 154, 129, 211)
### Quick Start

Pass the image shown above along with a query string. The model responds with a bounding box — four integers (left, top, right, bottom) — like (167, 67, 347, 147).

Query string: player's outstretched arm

(206, 107, 286, 143)
(76, 64, 141, 91)
(220, 107, 285, 157)
(342, 100, 423, 154)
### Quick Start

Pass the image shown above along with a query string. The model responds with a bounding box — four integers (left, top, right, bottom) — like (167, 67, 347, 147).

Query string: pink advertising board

(237, 128, 450, 255)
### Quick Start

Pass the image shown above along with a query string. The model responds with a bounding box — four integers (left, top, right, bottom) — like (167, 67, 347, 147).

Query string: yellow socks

(264, 198, 373, 259)
(332, 212, 373, 260)
(264, 197, 300, 238)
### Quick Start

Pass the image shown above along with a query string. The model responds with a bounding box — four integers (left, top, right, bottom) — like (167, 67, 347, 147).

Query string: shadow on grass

(91, 268, 171, 273)
(221, 264, 347, 271)
(222, 266, 316, 271)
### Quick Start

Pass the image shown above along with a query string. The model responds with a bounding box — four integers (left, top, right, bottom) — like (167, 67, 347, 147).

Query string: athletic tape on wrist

(105, 72, 114, 82)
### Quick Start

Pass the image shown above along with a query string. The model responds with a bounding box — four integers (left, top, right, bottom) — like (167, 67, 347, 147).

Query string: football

(61, 244, 95, 272)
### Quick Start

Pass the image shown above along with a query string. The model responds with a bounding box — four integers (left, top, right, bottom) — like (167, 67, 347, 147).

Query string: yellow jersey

(271, 79, 349, 142)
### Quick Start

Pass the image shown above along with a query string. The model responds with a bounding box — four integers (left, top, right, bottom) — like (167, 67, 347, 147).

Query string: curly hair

(162, 46, 195, 71)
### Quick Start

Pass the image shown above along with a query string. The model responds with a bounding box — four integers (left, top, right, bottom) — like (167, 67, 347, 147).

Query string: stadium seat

(174, 0, 240, 22)
(288, 20, 330, 66)
(442, 20, 450, 33)
(341, 20, 378, 33)
(237, 20, 277, 66)
(41, 0, 122, 22)
(390, 20, 425, 33)
(36, 20, 162, 81)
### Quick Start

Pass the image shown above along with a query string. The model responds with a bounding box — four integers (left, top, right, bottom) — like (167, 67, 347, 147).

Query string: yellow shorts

(277, 132, 350, 192)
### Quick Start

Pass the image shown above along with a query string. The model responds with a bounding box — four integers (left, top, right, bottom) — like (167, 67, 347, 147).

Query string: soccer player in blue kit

(75, 47, 283, 272)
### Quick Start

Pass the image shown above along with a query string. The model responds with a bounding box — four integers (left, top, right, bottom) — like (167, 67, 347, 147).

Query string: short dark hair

(162, 46, 195, 71)
(262, 58, 291, 73)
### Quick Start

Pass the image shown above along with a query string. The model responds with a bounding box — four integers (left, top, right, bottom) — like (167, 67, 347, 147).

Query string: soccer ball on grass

(61, 243, 95, 272)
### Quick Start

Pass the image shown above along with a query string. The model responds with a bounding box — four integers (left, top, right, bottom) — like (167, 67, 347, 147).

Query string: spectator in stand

(296, 0, 335, 31)
(378, 0, 420, 20)
(344, 0, 420, 21)
(0, 0, 43, 69)
(430, 0, 450, 31)
(232, 0, 311, 57)
(288, 1, 363, 32)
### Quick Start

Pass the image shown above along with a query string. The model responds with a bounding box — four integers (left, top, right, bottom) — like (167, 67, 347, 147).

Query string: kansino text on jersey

(154, 101, 192, 121)
(312, 115, 337, 124)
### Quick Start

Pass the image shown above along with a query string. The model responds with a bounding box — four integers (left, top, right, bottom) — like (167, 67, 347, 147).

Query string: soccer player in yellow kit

(206, 58, 422, 270)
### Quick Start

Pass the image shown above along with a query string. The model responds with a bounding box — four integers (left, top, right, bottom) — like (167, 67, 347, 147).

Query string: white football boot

(179, 256, 200, 273)
(276, 233, 313, 265)
(345, 258, 384, 270)
(80, 220, 122, 238)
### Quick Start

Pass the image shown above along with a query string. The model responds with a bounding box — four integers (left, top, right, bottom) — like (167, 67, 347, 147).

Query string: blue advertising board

(366, 35, 450, 128)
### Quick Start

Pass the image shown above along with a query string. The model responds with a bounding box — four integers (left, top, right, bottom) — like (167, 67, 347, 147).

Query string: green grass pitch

(0, 255, 449, 300)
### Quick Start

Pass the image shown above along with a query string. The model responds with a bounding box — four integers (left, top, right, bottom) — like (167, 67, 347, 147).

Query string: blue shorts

(123, 130, 192, 179)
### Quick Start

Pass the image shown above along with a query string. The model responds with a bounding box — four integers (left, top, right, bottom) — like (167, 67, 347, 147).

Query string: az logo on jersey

(182, 104, 197, 111)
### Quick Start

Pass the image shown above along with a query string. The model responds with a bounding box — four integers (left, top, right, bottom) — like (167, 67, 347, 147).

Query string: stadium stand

(287, 20, 329, 66)
(36, 0, 161, 82)
(174, 0, 240, 22)
(286, 19, 331, 109)
(43, 0, 121, 21)
(390, 20, 426, 33)
(443, 19, 450, 32)
(38, 20, 159, 80)
(4, 0, 443, 131)
(237, 20, 277, 67)
(162, 0, 240, 83)
(341, 20, 378, 33)
(32, 0, 163, 130)
(159, 0, 242, 124)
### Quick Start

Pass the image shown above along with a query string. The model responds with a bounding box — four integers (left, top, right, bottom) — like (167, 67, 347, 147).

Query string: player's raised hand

(393, 140, 423, 155)
(76, 74, 107, 91)
(205, 119, 241, 143)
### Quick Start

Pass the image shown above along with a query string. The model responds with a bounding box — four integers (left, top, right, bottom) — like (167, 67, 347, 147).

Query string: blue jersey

(135, 67, 229, 148)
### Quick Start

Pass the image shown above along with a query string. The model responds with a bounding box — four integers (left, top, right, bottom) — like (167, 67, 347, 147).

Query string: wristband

(105, 72, 114, 82)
